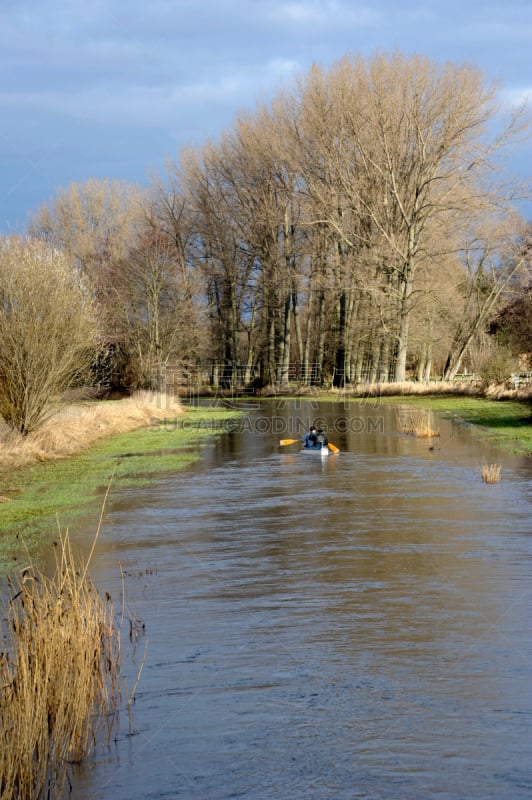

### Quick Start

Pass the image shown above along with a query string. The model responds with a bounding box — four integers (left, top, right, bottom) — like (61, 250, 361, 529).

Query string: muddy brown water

(61, 401, 532, 799)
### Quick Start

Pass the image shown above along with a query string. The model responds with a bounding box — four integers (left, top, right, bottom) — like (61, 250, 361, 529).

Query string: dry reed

(481, 463, 502, 484)
(332, 380, 482, 398)
(0, 533, 121, 799)
(396, 408, 440, 438)
(0, 390, 183, 471)
(330, 380, 532, 401)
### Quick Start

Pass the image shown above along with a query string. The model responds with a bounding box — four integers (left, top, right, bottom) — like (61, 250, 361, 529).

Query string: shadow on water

(64, 401, 532, 799)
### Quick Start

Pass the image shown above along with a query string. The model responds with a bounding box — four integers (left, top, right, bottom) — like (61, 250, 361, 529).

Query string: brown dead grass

(331, 380, 532, 401)
(0, 531, 121, 799)
(481, 463, 502, 484)
(0, 391, 184, 472)
(396, 408, 440, 438)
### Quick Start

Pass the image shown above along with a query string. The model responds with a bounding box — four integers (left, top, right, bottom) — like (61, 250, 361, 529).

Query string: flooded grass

(272, 389, 532, 455)
(0, 407, 243, 569)
(368, 395, 532, 455)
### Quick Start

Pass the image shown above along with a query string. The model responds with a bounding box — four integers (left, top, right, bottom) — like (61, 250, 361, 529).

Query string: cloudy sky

(1, 0, 531, 232)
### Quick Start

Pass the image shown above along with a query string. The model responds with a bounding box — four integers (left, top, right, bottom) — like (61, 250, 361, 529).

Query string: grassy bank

(0, 390, 185, 471)
(0, 400, 242, 568)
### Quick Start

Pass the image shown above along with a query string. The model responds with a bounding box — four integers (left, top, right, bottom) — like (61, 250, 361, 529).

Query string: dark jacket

(301, 430, 319, 448)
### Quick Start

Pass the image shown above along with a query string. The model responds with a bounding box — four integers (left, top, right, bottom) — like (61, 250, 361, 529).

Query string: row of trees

(172, 53, 531, 388)
(1, 52, 531, 433)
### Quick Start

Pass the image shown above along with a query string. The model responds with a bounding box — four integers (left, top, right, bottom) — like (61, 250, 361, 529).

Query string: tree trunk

(333, 290, 347, 387)
(278, 292, 291, 386)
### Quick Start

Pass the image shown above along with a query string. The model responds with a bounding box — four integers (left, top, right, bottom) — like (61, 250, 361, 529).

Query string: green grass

(0, 408, 242, 569)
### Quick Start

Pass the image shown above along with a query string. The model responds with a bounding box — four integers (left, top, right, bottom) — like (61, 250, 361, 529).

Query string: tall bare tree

(291, 52, 530, 381)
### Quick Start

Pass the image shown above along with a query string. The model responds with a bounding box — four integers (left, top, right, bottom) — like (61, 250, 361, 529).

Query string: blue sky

(1, 0, 531, 232)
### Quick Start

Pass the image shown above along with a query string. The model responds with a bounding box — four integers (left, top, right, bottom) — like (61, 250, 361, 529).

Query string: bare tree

(442, 214, 531, 379)
(0, 237, 99, 434)
(292, 53, 530, 381)
(29, 178, 144, 280)
(156, 51, 531, 388)
(114, 223, 201, 389)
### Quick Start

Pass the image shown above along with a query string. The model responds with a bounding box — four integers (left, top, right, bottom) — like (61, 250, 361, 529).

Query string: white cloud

(271, 0, 381, 27)
(500, 86, 532, 110)
(0, 54, 300, 131)
(279, 2, 327, 22)
(266, 58, 301, 78)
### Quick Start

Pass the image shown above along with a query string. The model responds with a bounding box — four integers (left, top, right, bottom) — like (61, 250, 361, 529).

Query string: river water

(66, 400, 532, 799)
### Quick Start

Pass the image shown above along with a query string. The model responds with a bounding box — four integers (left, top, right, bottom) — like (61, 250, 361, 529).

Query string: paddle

(279, 438, 340, 453)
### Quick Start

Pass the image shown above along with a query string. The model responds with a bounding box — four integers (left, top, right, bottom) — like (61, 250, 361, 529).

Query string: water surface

(68, 401, 532, 799)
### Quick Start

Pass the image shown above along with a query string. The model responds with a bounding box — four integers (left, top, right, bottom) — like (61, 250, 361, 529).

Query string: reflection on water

(66, 401, 532, 799)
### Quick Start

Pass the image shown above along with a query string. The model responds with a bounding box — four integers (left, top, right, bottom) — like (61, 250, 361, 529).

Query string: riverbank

(0, 397, 243, 569)
(0, 391, 185, 472)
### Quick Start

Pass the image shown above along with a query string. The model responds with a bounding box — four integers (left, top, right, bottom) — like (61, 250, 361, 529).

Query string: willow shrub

(0, 236, 99, 435)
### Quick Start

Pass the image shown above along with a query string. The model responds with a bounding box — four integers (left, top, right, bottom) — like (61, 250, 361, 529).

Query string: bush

(0, 237, 100, 434)
(477, 347, 517, 388)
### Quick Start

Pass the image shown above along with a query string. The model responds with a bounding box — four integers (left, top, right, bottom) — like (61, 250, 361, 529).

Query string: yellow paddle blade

(328, 442, 340, 453)
(280, 438, 298, 446)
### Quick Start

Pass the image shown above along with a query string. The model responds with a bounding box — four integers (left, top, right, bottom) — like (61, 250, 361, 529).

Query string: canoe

(301, 446, 329, 456)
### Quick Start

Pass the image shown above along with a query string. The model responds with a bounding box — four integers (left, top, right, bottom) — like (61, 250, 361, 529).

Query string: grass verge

(0, 406, 243, 570)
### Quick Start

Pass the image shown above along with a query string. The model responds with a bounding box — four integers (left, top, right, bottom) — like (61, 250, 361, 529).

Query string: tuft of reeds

(481, 463, 502, 484)
(396, 408, 440, 438)
(0, 533, 121, 799)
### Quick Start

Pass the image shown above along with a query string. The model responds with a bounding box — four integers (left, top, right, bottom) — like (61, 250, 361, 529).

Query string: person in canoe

(301, 426, 328, 449)
(316, 428, 329, 448)
(301, 426, 319, 448)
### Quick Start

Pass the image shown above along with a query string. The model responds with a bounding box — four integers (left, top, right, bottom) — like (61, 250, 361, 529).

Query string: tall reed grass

(0, 533, 121, 799)
(330, 380, 532, 401)
(396, 408, 440, 438)
(481, 463, 502, 484)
